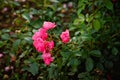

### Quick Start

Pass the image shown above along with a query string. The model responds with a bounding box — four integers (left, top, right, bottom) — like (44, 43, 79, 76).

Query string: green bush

(0, 0, 120, 80)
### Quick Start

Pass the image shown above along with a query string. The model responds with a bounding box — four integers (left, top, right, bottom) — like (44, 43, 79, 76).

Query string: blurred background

(0, 0, 120, 80)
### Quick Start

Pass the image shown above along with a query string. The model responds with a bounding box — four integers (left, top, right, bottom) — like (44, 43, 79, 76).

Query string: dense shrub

(0, 0, 120, 80)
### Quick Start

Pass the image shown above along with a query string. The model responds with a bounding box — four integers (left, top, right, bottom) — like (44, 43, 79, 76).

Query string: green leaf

(86, 14, 93, 22)
(85, 58, 94, 72)
(13, 1, 20, 6)
(12, 39, 21, 52)
(48, 64, 56, 79)
(74, 14, 85, 25)
(24, 37, 32, 44)
(60, 51, 71, 58)
(1, 33, 10, 40)
(1, 29, 10, 33)
(112, 47, 118, 55)
(30, 19, 42, 28)
(93, 20, 101, 31)
(104, 0, 113, 10)
(36, 54, 42, 60)
(0, 41, 4, 48)
(69, 59, 79, 72)
(78, 72, 88, 79)
(28, 63, 39, 76)
(78, 14, 85, 22)
(73, 19, 80, 25)
(81, 33, 92, 41)
(19, 50, 27, 58)
(22, 13, 31, 22)
(89, 50, 101, 57)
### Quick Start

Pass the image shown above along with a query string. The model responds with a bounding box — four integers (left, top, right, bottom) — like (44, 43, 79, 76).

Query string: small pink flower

(45, 41, 54, 50)
(68, 2, 73, 8)
(63, 3, 67, 9)
(33, 38, 45, 52)
(0, 53, 3, 58)
(42, 52, 53, 65)
(10, 66, 14, 69)
(5, 66, 10, 71)
(32, 28, 48, 40)
(2, 7, 8, 13)
(48, 41, 54, 50)
(43, 21, 56, 30)
(60, 29, 70, 43)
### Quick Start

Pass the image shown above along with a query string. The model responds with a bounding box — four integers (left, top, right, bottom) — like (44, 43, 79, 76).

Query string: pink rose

(0, 53, 3, 58)
(5, 66, 10, 71)
(33, 38, 45, 52)
(45, 41, 54, 50)
(68, 2, 73, 8)
(42, 52, 53, 65)
(60, 29, 70, 43)
(43, 21, 56, 30)
(48, 41, 54, 50)
(32, 28, 48, 40)
(32, 21, 57, 65)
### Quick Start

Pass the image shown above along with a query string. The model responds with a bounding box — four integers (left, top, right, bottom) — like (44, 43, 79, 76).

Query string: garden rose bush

(32, 21, 56, 65)
(32, 21, 70, 65)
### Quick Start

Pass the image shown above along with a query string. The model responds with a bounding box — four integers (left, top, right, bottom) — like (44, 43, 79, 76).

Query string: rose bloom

(32, 28, 48, 40)
(42, 51, 53, 65)
(68, 2, 73, 8)
(5, 66, 10, 71)
(33, 38, 45, 52)
(0, 53, 3, 58)
(60, 29, 70, 43)
(45, 41, 54, 50)
(43, 21, 56, 30)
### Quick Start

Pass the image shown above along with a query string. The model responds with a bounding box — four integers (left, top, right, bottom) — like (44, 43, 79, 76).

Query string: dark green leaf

(78, 72, 88, 79)
(1, 29, 10, 33)
(69, 58, 79, 72)
(112, 47, 118, 55)
(13, 1, 20, 6)
(0, 41, 4, 48)
(29, 63, 39, 76)
(19, 50, 27, 58)
(104, 0, 113, 10)
(24, 37, 32, 44)
(81, 33, 92, 41)
(30, 19, 42, 28)
(22, 13, 31, 22)
(48, 65, 56, 79)
(89, 50, 101, 57)
(1, 33, 10, 40)
(12, 39, 21, 52)
(85, 57, 94, 72)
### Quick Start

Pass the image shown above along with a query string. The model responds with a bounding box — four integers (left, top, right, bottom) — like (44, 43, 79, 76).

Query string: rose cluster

(32, 21, 70, 65)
